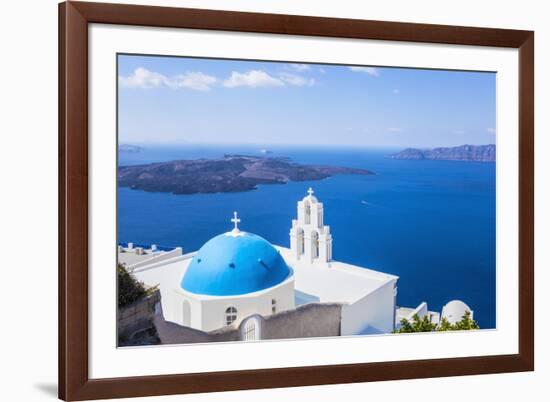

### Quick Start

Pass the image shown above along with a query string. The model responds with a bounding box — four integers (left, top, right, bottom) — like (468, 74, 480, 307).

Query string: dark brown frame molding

(59, 1, 534, 400)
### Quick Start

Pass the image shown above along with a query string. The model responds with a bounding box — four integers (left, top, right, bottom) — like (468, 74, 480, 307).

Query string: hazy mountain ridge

(390, 144, 495, 162)
(119, 144, 144, 153)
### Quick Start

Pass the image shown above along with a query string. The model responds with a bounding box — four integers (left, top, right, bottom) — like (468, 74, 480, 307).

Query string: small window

(271, 299, 277, 314)
(225, 306, 237, 326)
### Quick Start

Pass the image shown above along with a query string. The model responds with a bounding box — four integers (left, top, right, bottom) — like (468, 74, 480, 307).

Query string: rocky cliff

(390, 144, 495, 162)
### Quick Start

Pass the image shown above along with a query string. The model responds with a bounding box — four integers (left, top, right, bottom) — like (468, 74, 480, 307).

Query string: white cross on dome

(231, 211, 241, 231)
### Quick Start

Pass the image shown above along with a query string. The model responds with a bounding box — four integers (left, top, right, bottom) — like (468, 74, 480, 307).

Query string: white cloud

(349, 66, 380, 76)
(289, 63, 310, 72)
(387, 127, 403, 133)
(487, 127, 496, 133)
(119, 68, 217, 91)
(119, 67, 170, 89)
(279, 73, 315, 87)
(120, 67, 317, 91)
(171, 72, 217, 91)
(223, 70, 284, 88)
(393, 89, 400, 94)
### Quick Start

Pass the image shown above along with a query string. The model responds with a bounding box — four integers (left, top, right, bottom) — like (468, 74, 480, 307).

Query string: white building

(441, 300, 474, 324)
(122, 188, 399, 340)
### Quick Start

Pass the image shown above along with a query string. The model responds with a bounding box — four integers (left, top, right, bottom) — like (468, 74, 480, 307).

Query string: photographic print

(116, 55, 496, 347)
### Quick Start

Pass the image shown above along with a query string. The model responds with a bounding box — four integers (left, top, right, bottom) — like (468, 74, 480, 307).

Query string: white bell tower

(289, 188, 333, 264)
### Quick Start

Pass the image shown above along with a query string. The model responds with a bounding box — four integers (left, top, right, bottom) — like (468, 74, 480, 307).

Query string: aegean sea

(118, 145, 496, 329)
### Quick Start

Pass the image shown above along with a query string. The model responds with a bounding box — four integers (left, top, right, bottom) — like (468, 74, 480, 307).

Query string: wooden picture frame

(59, 1, 534, 400)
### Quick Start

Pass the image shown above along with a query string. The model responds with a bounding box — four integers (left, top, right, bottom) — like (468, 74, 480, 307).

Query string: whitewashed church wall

(341, 279, 397, 335)
(297, 201, 305, 223)
(169, 289, 203, 329)
(189, 296, 203, 329)
(191, 280, 295, 332)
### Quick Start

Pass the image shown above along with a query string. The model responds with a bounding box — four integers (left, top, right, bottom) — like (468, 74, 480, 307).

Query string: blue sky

(118, 54, 496, 148)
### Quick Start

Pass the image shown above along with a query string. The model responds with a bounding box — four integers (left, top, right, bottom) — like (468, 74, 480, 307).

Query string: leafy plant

(437, 311, 479, 331)
(393, 314, 437, 333)
(117, 263, 155, 307)
(394, 311, 479, 333)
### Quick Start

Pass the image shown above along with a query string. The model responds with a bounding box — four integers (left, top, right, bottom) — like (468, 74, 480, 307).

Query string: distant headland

(118, 155, 374, 195)
(390, 144, 495, 162)
(119, 144, 144, 153)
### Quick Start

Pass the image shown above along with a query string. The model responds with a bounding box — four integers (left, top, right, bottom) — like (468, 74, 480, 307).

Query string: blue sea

(118, 145, 496, 329)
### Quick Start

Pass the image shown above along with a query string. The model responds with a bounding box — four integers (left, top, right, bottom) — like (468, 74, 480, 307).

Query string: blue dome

(181, 232, 291, 296)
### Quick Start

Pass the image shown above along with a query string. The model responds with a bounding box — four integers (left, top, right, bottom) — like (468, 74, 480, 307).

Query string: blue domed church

(181, 229, 291, 297)
(176, 217, 297, 333)
(122, 189, 401, 342)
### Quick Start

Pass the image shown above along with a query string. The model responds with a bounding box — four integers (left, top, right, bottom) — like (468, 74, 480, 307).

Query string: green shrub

(393, 314, 437, 333)
(437, 311, 480, 331)
(118, 263, 150, 308)
(393, 311, 479, 334)
(394, 311, 479, 333)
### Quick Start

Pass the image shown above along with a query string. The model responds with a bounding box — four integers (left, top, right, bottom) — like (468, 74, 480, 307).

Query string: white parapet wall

(129, 247, 184, 271)
(341, 278, 397, 336)
(405, 301, 429, 322)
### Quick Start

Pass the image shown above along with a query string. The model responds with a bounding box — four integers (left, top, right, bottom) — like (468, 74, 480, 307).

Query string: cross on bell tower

(307, 187, 314, 197)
